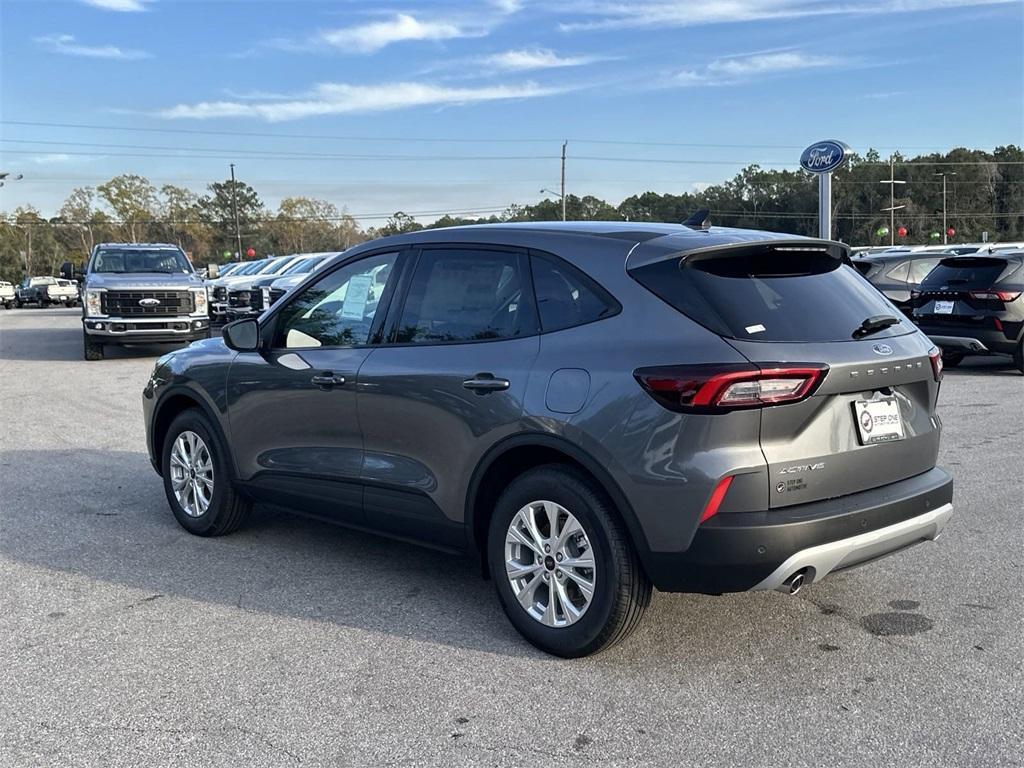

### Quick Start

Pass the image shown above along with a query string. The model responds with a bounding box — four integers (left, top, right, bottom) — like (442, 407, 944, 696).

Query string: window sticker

(745, 323, 766, 334)
(340, 274, 373, 320)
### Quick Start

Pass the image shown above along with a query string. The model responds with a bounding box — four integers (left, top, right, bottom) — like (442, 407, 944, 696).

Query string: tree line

(1, 145, 1021, 283)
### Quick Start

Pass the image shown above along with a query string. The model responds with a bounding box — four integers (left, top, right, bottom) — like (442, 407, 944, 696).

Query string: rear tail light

(928, 346, 943, 381)
(634, 363, 828, 412)
(969, 290, 1021, 302)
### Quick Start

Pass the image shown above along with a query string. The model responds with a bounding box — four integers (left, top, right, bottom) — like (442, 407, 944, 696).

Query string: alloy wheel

(169, 430, 214, 517)
(504, 500, 596, 627)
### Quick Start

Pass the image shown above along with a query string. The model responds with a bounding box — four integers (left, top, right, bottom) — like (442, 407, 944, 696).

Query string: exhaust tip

(777, 568, 811, 595)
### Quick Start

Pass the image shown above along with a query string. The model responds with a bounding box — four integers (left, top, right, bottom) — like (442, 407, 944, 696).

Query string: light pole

(540, 188, 566, 221)
(879, 155, 906, 246)
(934, 171, 956, 244)
(560, 141, 567, 222)
(229, 163, 243, 258)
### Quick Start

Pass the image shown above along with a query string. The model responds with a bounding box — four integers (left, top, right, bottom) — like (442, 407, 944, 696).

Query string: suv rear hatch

(914, 256, 1022, 328)
(629, 238, 942, 509)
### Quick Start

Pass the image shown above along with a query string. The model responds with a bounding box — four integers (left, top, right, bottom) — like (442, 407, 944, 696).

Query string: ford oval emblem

(139, 298, 161, 307)
(800, 140, 850, 174)
(872, 343, 894, 356)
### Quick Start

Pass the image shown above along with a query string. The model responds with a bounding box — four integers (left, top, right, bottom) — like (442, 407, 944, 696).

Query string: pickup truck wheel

(488, 465, 651, 658)
(162, 409, 251, 536)
(83, 332, 104, 360)
(14, 299, 22, 309)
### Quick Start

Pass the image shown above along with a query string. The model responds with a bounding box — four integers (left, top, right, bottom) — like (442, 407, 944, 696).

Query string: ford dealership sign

(800, 140, 850, 174)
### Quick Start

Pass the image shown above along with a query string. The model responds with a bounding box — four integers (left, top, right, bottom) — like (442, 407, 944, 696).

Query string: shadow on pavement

(0, 313, 193, 362)
(942, 355, 1021, 377)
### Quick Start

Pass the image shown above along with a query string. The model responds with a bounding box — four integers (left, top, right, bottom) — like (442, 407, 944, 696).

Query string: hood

(87, 272, 203, 290)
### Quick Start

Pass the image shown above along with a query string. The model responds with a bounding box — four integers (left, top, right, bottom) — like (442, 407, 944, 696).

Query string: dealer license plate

(853, 397, 905, 445)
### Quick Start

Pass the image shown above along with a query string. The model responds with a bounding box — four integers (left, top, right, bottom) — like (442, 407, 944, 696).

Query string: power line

(0, 120, 965, 150)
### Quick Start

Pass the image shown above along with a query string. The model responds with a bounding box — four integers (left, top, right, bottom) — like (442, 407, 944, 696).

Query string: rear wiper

(853, 314, 900, 338)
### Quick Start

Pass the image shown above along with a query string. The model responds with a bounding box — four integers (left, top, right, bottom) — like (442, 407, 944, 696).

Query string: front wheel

(161, 408, 251, 536)
(83, 332, 104, 360)
(487, 465, 651, 657)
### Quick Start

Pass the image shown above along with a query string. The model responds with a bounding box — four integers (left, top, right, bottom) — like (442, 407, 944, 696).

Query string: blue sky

(1, 0, 1021, 224)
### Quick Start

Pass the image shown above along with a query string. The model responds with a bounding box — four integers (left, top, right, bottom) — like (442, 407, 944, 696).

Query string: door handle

(462, 372, 510, 393)
(311, 373, 346, 388)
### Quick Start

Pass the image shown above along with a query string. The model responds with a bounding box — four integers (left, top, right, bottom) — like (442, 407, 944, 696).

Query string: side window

(273, 252, 398, 349)
(394, 248, 534, 344)
(909, 258, 940, 285)
(885, 261, 910, 282)
(531, 253, 620, 332)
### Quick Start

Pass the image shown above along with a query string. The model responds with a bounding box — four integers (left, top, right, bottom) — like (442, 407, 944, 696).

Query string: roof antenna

(682, 208, 711, 230)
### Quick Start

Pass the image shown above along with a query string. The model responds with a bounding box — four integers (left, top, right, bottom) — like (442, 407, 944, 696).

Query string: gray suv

(142, 223, 954, 657)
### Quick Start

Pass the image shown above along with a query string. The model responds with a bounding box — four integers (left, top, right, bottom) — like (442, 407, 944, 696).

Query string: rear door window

(393, 248, 536, 344)
(885, 261, 910, 282)
(630, 248, 912, 342)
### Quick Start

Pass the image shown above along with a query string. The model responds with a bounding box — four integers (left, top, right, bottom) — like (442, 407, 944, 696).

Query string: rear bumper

(643, 466, 953, 593)
(917, 323, 1020, 355)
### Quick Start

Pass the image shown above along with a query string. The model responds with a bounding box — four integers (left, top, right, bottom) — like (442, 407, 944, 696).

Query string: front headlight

(191, 287, 208, 316)
(85, 289, 105, 317)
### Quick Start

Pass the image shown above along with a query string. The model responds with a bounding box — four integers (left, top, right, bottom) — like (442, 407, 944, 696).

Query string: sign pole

(818, 172, 831, 240)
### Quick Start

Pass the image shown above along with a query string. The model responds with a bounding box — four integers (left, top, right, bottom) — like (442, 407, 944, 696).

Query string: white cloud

(319, 13, 482, 53)
(157, 81, 564, 122)
(31, 154, 74, 164)
(80, 0, 151, 10)
(561, 0, 1015, 30)
(482, 48, 602, 71)
(675, 51, 844, 85)
(35, 34, 151, 60)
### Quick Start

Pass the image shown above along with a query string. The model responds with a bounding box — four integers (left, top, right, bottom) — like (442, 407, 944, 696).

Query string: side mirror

(207, 263, 220, 279)
(60, 261, 74, 280)
(222, 318, 260, 352)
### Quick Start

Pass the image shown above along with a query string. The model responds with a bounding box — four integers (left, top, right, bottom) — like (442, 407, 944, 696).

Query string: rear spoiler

(679, 238, 851, 267)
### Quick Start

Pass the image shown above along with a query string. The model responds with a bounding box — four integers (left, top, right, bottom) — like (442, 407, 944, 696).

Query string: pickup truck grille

(101, 290, 194, 317)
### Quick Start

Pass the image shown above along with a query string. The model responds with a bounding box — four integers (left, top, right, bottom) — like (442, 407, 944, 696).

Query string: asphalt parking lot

(1, 307, 1022, 768)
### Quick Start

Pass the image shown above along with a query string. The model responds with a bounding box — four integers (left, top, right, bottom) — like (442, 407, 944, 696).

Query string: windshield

(234, 259, 270, 276)
(282, 257, 316, 275)
(91, 248, 192, 274)
(921, 257, 1011, 289)
(260, 258, 297, 276)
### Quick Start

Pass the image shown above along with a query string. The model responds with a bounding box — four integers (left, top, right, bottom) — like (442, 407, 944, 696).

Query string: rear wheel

(487, 465, 651, 657)
(1014, 341, 1024, 374)
(83, 332, 104, 360)
(161, 408, 251, 536)
(941, 350, 964, 367)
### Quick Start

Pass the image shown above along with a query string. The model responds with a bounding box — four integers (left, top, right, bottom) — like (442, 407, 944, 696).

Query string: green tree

(96, 174, 158, 242)
(199, 178, 266, 259)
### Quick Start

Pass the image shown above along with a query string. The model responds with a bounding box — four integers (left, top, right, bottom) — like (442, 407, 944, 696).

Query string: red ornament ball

(246, 247, 256, 258)
(897, 226, 908, 238)
(947, 227, 956, 237)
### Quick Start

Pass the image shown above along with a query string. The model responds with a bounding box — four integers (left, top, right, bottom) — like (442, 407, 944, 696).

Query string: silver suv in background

(63, 243, 211, 360)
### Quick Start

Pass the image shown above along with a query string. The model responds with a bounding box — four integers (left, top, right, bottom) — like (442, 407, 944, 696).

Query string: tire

(487, 464, 651, 657)
(83, 332, 104, 360)
(941, 351, 964, 367)
(1014, 341, 1024, 374)
(14, 299, 22, 309)
(161, 408, 251, 536)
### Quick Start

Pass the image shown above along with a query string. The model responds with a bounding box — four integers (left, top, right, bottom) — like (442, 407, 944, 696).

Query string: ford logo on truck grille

(138, 298, 161, 307)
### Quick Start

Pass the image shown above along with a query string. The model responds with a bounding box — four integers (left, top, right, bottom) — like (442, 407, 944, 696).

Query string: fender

(150, 383, 237, 480)
(464, 432, 652, 562)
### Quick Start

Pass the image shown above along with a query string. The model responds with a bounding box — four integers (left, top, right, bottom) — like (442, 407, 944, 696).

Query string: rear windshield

(920, 257, 1011, 289)
(630, 249, 912, 342)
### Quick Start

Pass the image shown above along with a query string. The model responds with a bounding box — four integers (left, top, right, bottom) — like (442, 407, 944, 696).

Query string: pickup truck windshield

(92, 248, 192, 274)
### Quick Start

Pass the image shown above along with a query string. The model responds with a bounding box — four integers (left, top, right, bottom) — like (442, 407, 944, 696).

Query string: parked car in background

(0, 280, 14, 309)
(15, 276, 77, 307)
(852, 251, 948, 314)
(913, 252, 1024, 371)
(226, 253, 336, 320)
(143, 222, 952, 657)
(63, 243, 211, 361)
(208, 256, 302, 323)
(264, 254, 336, 309)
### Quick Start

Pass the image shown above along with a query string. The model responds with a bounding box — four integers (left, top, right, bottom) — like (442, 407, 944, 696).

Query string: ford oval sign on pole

(801, 140, 851, 240)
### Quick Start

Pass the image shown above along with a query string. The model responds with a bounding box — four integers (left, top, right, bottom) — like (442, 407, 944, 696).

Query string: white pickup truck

(0, 280, 15, 309)
(15, 276, 78, 307)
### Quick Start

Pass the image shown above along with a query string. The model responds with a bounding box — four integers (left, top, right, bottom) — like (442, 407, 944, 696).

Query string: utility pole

(935, 171, 956, 244)
(879, 154, 906, 246)
(229, 163, 243, 258)
(560, 141, 567, 222)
